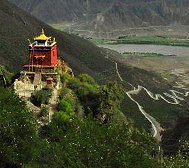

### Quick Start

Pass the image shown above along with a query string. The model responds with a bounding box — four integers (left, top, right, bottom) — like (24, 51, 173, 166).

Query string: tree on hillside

(67, 76, 99, 115)
(161, 100, 189, 156)
(38, 116, 161, 168)
(0, 65, 14, 87)
(58, 97, 75, 115)
(0, 88, 40, 167)
(98, 81, 124, 121)
(78, 74, 96, 86)
(31, 87, 52, 106)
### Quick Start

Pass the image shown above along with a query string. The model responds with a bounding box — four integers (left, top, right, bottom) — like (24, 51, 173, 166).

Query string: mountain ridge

(9, 0, 189, 31)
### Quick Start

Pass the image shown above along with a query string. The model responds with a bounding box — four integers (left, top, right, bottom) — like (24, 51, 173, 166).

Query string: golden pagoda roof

(34, 29, 51, 41)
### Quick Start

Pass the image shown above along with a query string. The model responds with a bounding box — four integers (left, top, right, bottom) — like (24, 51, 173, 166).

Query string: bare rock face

(88, 0, 189, 31)
(8, 0, 110, 23)
(8, 0, 189, 30)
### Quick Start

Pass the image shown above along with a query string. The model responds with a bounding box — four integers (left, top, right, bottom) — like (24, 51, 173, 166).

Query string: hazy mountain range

(9, 0, 189, 30)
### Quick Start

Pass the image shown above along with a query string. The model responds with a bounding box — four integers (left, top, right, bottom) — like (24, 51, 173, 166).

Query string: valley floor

(53, 24, 189, 39)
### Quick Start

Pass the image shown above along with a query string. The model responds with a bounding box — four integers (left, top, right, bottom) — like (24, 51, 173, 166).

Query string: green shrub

(78, 74, 96, 85)
(67, 77, 99, 116)
(59, 87, 71, 100)
(67, 78, 81, 91)
(51, 111, 70, 132)
(58, 98, 74, 115)
(64, 97, 75, 106)
(31, 87, 52, 106)
(53, 111, 70, 122)
(39, 105, 49, 117)
(77, 82, 98, 98)
(68, 78, 98, 98)
(0, 65, 14, 86)
(60, 73, 71, 84)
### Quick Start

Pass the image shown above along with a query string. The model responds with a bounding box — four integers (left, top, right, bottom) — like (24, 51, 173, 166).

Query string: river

(99, 44, 189, 57)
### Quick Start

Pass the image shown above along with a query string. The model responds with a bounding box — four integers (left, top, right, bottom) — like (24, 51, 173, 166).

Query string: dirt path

(48, 77, 61, 122)
(48, 87, 59, 122)
(126, 91, 163, 141)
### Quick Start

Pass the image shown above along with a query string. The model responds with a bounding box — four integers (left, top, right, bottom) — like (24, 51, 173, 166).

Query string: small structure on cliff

(23, 29, 59, 72)
(14, 29, 74, 98)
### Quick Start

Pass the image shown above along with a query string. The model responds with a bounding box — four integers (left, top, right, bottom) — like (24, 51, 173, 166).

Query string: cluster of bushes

(31, 87, 52, 106)
(58, 97, 75, 116)
(39, 105, 49, 117)
(58, 73, 124, 123)
(1, 67, 189, 168)
(68, 77, 98, 101)
(1, 87, 189, 167)
(58, 74, 99, 117)
(0, 65, 14, 86)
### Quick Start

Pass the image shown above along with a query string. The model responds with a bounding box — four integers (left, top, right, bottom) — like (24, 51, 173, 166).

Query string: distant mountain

(8, 0, 112, 23)
(89, 0, 189, 30)
(9, 0, 189, 30)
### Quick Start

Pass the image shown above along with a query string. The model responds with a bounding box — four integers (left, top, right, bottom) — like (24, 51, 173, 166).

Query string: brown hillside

(9, 0, 189, 31)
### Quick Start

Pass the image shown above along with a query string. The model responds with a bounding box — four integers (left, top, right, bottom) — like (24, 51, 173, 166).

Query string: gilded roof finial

(42, 28, 45, 35)
(34, 29, 51, 41)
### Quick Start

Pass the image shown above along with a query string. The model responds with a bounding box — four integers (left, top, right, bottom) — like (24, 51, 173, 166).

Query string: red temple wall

(51, 45, 58, 65)
(29, 51, 51, 66)
(28, 44, 58, 67)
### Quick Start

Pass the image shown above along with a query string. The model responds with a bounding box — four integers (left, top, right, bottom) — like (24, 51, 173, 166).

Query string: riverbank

(110, 35, 189, 47)
(99, 44, 189, 57)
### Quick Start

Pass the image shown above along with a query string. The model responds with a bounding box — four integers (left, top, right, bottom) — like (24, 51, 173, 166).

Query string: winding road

(114, 61, 189, 141)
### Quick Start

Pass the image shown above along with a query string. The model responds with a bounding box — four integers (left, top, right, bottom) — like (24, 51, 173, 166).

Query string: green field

(87, 35, 189, 47)
(123, 51, 176, 57)
(87, 37, 110, 45)
(51, 24, 69, 30)
(111, 35, 189, 47)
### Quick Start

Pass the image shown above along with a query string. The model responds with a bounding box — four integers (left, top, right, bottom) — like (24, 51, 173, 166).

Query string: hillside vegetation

(0, 72, 189, 167)
(1, 1, 189, 167)
(0, 0, 183, 131)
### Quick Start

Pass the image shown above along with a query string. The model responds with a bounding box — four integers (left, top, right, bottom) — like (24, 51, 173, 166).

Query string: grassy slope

(1, 0, 180, 130)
